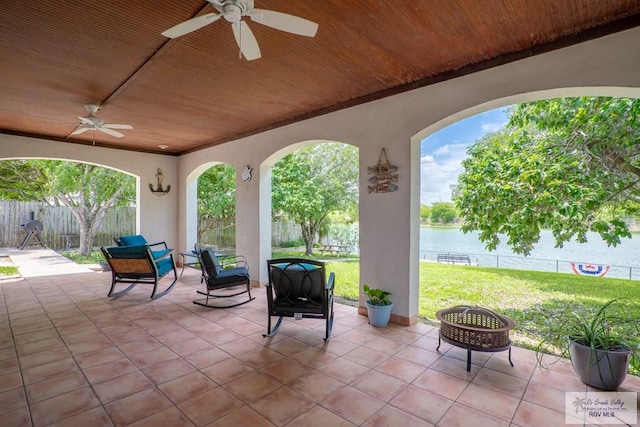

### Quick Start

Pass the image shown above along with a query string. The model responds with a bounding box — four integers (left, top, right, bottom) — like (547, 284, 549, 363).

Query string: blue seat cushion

(155, 257, 175, 277)
(118, 235, 147, 246)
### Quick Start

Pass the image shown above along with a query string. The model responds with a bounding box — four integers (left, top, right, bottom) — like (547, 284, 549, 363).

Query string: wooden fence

(1, 201, 302, 250)
(0, 201, 135, 249)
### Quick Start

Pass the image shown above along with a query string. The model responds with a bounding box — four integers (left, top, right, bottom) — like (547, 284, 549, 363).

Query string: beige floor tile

(375, 356, 426, 383)
(29, 386, 101, 427)
(183, 346, 232, 369)
(21, 357, 78, 386)
(47, 406, 114, 427)
(390, 384, 453, 424)
(0, 387, 28, 415)
(362, 404, 434, 427)
(104, 387, 172, 426)
(472, 366, 529, 397)
(83, 358, 139, 384)
(317, 357, 370, 383)
(288, 370, 346, 402)
(351, 369, 408, 401)
(224, 371, 281, 402)
(250, 386, 315, 425)
(412, 368, 469, 401)
(128, 406, 194, 427)
(259, 358, 313, 384)
(201, 358, 255, 385)
(512, 400, 568, 427)
(207, 405, 274, 427)
(93, 370, 154, 404)
(25, 370, 88, 404)
(439, 402, 510, 427)
(142, 357, 196, 384)
(456, 382, 521, 422)
(321, 385, 385, 425)
(343, 345, 390, 368)
(157, 371, 217, 404)
(177, 387, 244, 426)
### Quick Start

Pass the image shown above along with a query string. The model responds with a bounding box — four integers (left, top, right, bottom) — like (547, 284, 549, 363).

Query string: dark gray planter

(569, 339, 630, 390)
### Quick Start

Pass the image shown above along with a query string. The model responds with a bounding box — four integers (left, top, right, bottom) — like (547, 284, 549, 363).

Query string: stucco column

(358, 144, 419, 326)
(235, 165, 271, 285)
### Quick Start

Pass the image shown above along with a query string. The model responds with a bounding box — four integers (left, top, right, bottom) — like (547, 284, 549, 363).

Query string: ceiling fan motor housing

(219, 0, 253, 22)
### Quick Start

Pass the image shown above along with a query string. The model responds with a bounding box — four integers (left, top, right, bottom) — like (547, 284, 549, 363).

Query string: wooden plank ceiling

(0, 0, 638, 155)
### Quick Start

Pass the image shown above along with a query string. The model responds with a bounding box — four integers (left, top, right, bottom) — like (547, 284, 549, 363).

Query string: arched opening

(412, 90, 639, 351)
(0, 157, 137, 254)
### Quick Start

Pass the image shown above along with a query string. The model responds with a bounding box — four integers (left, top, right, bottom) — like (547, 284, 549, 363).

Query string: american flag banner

(571, 263, 610, 277)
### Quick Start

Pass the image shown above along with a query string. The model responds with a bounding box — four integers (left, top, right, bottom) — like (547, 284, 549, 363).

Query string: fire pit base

(436, 305, 516, 372)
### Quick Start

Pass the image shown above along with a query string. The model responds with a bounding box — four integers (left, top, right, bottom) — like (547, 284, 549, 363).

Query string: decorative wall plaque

(368, 148, 398, 193)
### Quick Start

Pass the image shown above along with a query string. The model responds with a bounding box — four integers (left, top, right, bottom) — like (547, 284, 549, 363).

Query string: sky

(420, 106, 510, 205)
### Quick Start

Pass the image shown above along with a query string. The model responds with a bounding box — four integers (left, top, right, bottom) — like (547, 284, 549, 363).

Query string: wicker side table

(436, 305, 516, 372)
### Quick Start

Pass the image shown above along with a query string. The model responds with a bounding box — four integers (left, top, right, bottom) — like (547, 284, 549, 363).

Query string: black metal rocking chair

(263, 258, 335, 341)
(193, 247, 255, 308)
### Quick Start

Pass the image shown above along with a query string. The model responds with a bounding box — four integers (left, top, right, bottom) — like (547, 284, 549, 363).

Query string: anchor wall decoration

(149, 168, 171, 196)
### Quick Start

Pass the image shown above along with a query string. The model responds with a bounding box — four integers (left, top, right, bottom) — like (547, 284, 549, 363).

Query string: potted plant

(363, 284, 393, 327)
(536, 299, 639, 390)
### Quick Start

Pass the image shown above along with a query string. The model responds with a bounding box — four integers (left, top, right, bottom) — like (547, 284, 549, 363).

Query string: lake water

(420, 227, 640, 280)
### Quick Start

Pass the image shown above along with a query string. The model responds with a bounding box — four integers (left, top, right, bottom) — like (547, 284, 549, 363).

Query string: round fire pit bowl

(436, 305, 516, 371)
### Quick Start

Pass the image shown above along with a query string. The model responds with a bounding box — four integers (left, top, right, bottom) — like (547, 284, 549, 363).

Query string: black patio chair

(193, 247, 254, 308)
(263, 258, 335, 341)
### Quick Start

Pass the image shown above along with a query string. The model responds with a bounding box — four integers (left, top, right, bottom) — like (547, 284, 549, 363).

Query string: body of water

(420, 227, 640, 280)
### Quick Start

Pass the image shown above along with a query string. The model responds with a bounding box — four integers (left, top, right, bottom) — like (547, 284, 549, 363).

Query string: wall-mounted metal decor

(149, 168, 171, 196)
(368, 148, 398, 193)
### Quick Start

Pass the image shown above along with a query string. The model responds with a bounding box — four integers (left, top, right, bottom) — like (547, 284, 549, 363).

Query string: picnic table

(318, 244, 351, 257)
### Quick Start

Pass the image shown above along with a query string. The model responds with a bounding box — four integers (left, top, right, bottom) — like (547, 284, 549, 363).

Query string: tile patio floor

(0, 267, 638, 426)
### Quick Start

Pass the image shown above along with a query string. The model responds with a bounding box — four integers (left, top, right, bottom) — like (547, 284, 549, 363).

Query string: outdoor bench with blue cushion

(101, 244, 178, 299)
(114, 234, 173, 260)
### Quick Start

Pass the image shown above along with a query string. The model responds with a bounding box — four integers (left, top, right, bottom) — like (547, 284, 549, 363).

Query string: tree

(430, 202, 458, 224)
(455, 97, 640, 255)
(197, 164, 236, 244)
(272, 143, 359, 255)
(0, 160, 135, 255)
(419, 204, 431, 223)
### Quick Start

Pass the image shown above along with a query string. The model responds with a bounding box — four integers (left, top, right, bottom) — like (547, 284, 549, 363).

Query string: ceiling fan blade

(70, 126, 90, 136)
(250, 9, 318, 37)
(97, 127, 125, 138)
(103, 124, 133, 130)
(162, 13, 222, 38)
(232, 21, 261, 61)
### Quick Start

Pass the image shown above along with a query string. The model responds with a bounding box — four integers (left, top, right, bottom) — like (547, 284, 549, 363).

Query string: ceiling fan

(70, 104, 133, 138)
(162, 0, 318, 61)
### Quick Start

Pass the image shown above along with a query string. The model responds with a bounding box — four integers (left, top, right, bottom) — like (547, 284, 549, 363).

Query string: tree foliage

(0, 160, 135, 255)
(197, 164, 236, 244)
(455, 97, 640, 255)
(430, 202, 458, 224)
(272, 143, 359, 255)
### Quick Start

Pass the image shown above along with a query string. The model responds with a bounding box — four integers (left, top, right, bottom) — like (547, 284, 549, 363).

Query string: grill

(18, 220, 45, 250)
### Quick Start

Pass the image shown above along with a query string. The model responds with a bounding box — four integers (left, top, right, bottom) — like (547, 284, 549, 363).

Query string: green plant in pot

(536, 299, 639, 391)
(363, 284, 393, 327)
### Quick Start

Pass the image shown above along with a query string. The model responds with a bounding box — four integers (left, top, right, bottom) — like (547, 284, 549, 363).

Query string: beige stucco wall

(1, 26, 638, 323)
(179, 26, 640, 324)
